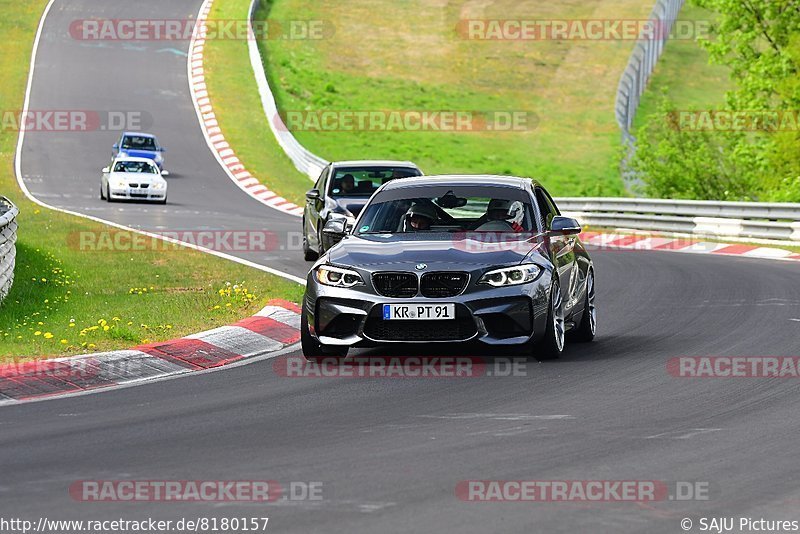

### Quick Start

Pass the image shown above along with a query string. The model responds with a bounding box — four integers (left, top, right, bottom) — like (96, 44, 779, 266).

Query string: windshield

(355, 185, 535, 235)
(113, 160, 159, 174)
(329, 166, 421, 198)
(121, 135, 157, 151)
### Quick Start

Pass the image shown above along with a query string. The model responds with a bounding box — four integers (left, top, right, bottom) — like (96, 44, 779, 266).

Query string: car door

(306, 165, 330, 247)
(112, 134, 122, 159)
(534, 187, 577, 304)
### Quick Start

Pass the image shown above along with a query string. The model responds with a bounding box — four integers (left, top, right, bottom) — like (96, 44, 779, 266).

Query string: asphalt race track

(19, 0, 302, 276)
(6, 0, 800, 533)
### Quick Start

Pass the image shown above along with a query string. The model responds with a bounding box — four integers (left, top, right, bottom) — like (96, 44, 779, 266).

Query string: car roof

(121, 131, 157, 138)
(380, 174, 538, 190)
(112, 157, 159, 163)
(330, 160, 419, 168)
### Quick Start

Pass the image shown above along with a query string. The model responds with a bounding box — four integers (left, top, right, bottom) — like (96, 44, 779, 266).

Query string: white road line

(417, 413, 575, 421)
(645, 428, 721, 440)
(12, 0, 305, 286)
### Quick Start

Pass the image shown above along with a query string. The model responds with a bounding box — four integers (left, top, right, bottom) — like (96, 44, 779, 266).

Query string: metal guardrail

(0, 197, 19, 304)
(614, 0, 685, 142)
(247, 0, 328, 180)
(556, 197, 800, 242)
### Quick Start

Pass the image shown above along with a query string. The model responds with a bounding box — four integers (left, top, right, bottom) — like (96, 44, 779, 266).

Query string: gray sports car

(301, 175, 596, 360)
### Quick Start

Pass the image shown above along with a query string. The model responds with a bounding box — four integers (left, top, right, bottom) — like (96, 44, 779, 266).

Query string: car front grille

(363, 305, 477, 342)
(128, 184, 149, 188)
(420, 272, 469, 298)
(372, 272, 418, 298)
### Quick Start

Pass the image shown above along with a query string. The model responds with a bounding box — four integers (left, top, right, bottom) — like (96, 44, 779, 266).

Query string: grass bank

(0, 0, 303, 360)
(633, 3, 731, 130)
(205, 0, 671, 200)
(203, 0, 312, 204)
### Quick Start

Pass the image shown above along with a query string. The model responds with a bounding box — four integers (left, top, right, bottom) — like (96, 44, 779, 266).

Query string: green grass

(0, 0, 303, 360)
(206, 0, 670, 201)
(255, 0, 648, 198)
(633, 4, 732, 130)
(203, 0, 312, 204)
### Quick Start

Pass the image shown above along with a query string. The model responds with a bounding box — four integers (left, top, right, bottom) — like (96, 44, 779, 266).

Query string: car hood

(327, 234, 543, 271)
(108, 172, 165, 185)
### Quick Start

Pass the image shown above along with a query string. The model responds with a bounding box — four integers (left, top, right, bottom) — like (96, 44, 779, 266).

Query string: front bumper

(109, 187, 166, 201)
(305, 273, 551, 347)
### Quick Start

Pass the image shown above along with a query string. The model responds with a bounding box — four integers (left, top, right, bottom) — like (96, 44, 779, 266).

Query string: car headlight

(151, 182, 165, 190)
(111, 179, 127, 188)
(316, 265, 364, 288)
(478, 264, 542, 287)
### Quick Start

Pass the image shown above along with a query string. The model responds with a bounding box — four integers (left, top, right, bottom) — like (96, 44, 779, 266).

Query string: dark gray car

(301, 175, 596, 360)
(302, 160, 423, 260)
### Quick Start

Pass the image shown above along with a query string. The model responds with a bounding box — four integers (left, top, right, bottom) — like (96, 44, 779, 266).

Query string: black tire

(158, 196, 167, 205)
(536, 280, 565, 360)
(106, 184, 114, 202)
(571, 269, 596, 342)
(301, 311, 348, 360)
(302, 218, 319, 261)
(100, 183, 106, 200)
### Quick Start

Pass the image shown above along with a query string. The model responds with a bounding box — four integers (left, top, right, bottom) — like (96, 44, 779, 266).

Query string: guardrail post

(0, 197, 19, 305)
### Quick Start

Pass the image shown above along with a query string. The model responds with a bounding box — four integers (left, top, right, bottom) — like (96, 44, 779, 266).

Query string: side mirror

(159, 147, 166, 152)
(550, 216, 581, 235)
(160, 170, 170, 176)
(305, 189, 321, 201)
(102, 167, 110, 173)
(321, 218, 348, 250)
(112, 143, 118, 150)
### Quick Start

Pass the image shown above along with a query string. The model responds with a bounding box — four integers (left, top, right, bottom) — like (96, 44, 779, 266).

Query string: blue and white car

(112, 132, 166, 169)
(101, 157, 169, 204)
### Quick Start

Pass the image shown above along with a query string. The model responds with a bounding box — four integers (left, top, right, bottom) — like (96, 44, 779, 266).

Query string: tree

(694, 0, 800, 110)
(630, 99, 759, 200)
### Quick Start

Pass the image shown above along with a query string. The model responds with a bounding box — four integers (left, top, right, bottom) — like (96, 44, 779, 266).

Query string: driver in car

(403, 203, 437, 231)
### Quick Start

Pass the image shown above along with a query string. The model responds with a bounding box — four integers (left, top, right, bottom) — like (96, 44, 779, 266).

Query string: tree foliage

(631, 1, 800, 201)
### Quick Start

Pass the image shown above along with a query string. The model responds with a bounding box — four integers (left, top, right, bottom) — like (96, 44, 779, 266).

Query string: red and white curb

(0, 301, 301, 405)
(581, 232, 800, 262)
(188, 0, 304, 218)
